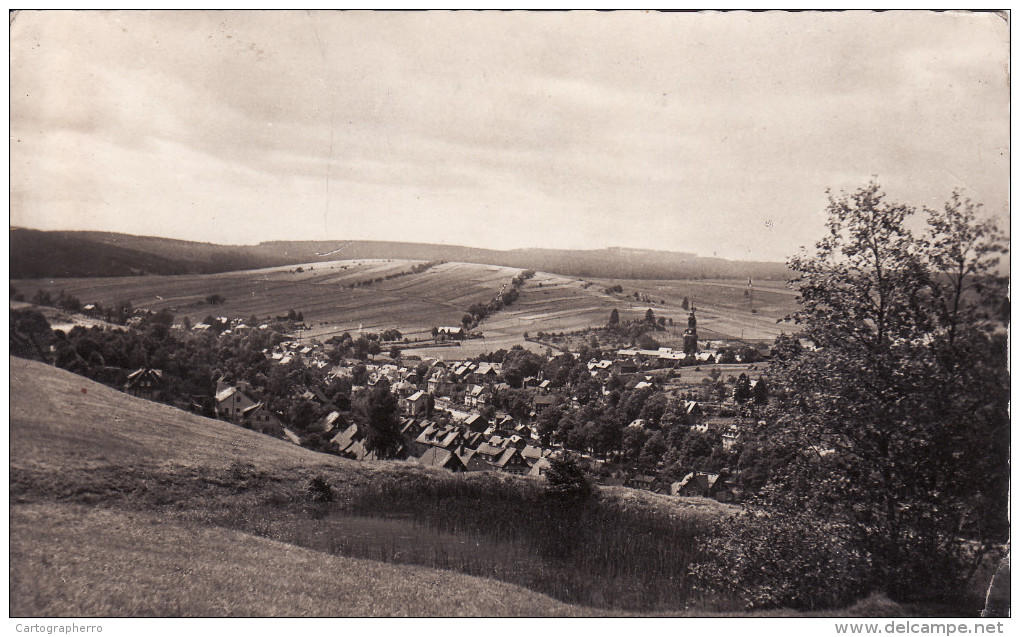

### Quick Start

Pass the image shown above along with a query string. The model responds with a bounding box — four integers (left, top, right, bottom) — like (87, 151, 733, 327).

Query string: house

(412, 425, 462, 455)
(282, 428, 302, 445)
(456, 447, 492, 472)
(436, 326, 465, 340)
(416, 447, 466, 472)
(494, 447, 529, 474)
(721, 425, 743, 451)
(465, 384, 488, 408)
(318, 410, 345, 433)
(613, 359, 638, 374)
(528, 456, 554, 477)
(671, 472, 723, 499)
(461, 431, 485, 449)
(427, 370, 454, 396)
(463, 413, 486, 432)
(533, 394, 557, 414)
(330, 423, 378, 461)
(241, 402, 282, 432)
(473, 442, 505, 464)
(400, 390, 428, 416)
(400, 417, 427, 439)
(470, 362, 501, 384)
(215, 385, 257, 420)
(625, 474, 659, 492)
(123, 368, 164, 401)
(521, 445, 550, 467)
(683, 401, 704, 418)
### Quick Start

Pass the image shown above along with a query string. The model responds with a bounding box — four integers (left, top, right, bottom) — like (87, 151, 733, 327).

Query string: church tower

(683, 307, 699, 354)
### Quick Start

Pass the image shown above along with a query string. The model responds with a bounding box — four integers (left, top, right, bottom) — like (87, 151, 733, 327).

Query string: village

(97, 300, 787, 504)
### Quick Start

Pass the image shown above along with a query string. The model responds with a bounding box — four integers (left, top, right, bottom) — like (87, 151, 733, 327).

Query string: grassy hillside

(11, 228, 792, 280)
(10, 357, 727, 615)
(12, 503, 587, 617)
(10, 355, 337, 472)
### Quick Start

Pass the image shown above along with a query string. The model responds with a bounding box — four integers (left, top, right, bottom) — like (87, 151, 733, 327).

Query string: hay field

(13, 260, 799, 361)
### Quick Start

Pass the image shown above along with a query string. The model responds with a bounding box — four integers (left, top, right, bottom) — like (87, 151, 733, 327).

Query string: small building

(493, 447, 529, 474)
(528, 457, 554, 477)
(456, 447, 493, 472)
(123, 368, 164, 401)
(521, 445, 550, 467)
(318, 410, 346, 433)
(671, 472, 723, 499)
(533, 394, 557, 413)
(400, 390, 428, 416)
(625, 474, 659, 492)
(330, 423, 379, 462)
(241, 402, 283, 433)
(215, 385, 257, 420)
(416, 447, 466, 472)
(463, 413, 486, 432)
(721, 425, 743, 451)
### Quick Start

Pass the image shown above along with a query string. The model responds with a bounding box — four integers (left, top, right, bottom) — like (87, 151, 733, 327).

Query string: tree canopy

(698, 182, 1009, 609)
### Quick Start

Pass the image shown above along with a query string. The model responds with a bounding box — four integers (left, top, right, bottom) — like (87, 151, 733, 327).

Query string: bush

(307, 475, 335, 503)
(544, 453, 594, 502)
(689, 506, 871, 611)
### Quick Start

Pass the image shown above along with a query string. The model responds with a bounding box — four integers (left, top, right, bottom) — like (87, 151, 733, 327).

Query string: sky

(9, 10, 1010, 262)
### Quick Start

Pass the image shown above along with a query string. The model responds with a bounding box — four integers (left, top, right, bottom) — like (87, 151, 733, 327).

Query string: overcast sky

(9, 10, 1009, 262)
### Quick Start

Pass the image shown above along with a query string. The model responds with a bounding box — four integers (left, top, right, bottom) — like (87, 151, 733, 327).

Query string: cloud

(10, 10, 1009, 262)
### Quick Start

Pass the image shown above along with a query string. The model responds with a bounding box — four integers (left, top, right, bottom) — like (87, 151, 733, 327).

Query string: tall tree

(357, 377, 402, 458)
(710, 182, 1009, 607)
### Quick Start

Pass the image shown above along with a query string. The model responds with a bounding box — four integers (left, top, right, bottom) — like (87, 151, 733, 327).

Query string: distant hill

(10, 228, 792, 280)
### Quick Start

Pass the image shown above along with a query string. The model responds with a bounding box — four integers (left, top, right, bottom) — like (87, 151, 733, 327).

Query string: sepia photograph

(8, 8, 1011, 629)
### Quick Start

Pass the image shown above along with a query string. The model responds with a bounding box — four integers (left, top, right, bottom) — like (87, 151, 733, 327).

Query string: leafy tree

(733, 373, 752, 402)
(638, 432, 667, 469)
(622, 426, 650, 460)
(709, 182, 1009, 607)
(356, 378, 402, 458)
(10, 308, 55, 362)
(637, 333, 661, 350)
(751, 377, 769, 405)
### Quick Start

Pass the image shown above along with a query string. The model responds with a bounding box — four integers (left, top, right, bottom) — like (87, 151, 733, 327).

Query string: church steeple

(683, 306, 699, 354)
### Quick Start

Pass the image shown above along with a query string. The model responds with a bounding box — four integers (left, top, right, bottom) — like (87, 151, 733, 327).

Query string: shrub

(544, 453, 594, 502)
(307, 475, 335, 503)
(689, 506, 871, 611)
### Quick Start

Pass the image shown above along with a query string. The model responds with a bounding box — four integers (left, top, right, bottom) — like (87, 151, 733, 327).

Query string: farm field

(13, 260, 800, 360)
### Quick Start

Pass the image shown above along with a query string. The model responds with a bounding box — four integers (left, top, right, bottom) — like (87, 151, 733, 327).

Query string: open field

(13, 259, 518, 342)
(11, 503, 589, 617)
(14, 260, 800, 360)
